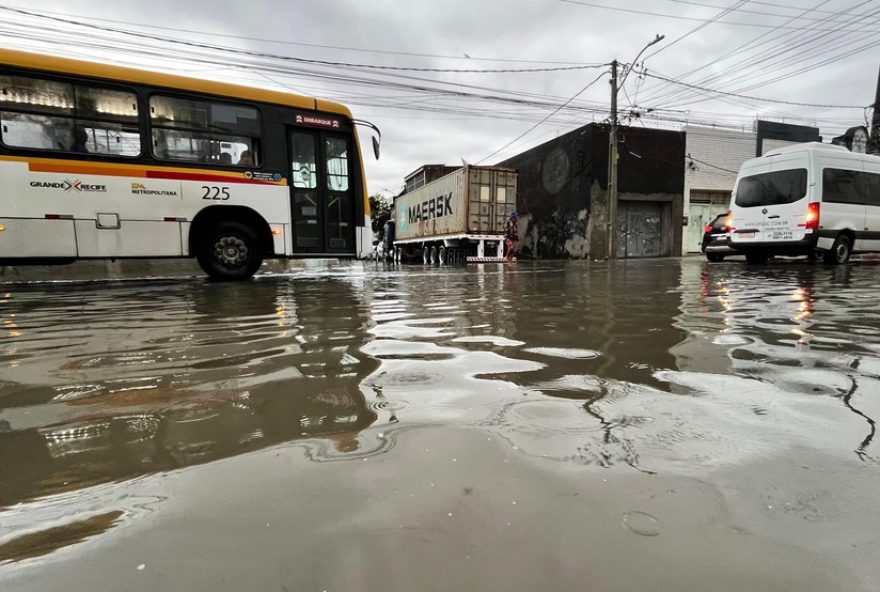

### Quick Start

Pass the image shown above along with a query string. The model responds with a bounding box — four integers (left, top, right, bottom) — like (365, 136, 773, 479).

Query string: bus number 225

(202, 186, 230, 200)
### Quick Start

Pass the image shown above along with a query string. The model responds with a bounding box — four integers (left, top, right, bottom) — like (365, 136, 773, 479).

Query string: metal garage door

(617, 202, 663, 258)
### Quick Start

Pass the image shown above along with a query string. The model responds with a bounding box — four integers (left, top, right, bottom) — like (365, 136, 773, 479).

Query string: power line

(476, 70, 609, 164)
(662, 0, 857, 22)
(644, 72, 868, 108)
(0, 4, 592, 65)
(557, 0, 878, 32)
(0, 6, 606, 74)
(644, 0, 750, 61)
(687, 153, 740, 174)
(642, 0, 875, 107)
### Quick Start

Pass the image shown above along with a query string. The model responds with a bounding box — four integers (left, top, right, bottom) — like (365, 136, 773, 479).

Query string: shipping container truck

(392, 166, 518, 264)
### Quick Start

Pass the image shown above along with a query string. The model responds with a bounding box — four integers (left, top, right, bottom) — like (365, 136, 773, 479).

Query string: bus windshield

(734, 168, 808, 208)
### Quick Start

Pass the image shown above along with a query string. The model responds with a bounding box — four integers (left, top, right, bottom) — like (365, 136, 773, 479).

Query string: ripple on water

(497, 400, 605, 437)
(711, 334, 752, 346)
(523, 347, 601, 360)
(621, 511, 662, 536)
(452, 336, 525, 347)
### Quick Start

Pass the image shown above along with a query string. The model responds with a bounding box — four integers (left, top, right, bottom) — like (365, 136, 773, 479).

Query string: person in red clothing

(505, 211, 519, 262)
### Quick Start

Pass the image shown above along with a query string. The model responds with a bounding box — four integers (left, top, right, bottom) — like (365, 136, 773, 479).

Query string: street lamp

(607, 34, 665, 260)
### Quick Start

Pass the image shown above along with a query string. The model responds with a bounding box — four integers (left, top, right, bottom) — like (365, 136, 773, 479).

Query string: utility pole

(606, 35, 664, 260)
(607, 59, 619, 260)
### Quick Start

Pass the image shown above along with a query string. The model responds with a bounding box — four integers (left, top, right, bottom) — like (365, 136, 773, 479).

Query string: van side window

(865, 172, 880, 207)
(823, 168, 865, 205)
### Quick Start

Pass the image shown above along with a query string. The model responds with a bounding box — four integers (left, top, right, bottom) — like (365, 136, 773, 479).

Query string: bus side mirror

(353, 119, 381, 161)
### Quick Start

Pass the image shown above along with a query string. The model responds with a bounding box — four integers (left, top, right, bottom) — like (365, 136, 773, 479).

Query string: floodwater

(1, 258, 879, 591)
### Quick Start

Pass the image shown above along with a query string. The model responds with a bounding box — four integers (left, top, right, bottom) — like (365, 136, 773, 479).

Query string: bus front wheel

(197, 221, 264, 281)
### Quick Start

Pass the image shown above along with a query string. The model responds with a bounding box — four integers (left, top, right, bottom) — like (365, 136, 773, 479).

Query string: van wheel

(745, 252, 769, 264)
(706, 253, 725, 263)
(823, 235, 851, 265)
(196, 221, 264, 281)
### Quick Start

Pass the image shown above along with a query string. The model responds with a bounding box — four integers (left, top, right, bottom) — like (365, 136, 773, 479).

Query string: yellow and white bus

(0, 48, 379, 280)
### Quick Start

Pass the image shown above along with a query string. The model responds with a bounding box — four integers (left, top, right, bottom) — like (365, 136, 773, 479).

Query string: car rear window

(734, 168, 808, 208)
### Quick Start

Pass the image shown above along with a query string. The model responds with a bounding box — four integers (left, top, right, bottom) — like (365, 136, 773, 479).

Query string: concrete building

(682, 121, 820, 254)
(498, 124, 685, 260)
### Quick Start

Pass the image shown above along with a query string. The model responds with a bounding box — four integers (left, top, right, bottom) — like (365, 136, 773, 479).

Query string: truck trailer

(392, 166, 518, 264)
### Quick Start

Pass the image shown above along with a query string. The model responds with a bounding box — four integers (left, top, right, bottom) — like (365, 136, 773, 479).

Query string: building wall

(498, 124, 685, 259)
(683, 126, 755, 253)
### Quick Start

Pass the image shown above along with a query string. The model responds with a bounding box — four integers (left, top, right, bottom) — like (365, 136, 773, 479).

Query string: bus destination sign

(295, 114, 341, 129)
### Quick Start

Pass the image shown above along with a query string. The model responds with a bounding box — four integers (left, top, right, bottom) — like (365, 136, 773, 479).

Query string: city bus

(0, 48, 379, 280)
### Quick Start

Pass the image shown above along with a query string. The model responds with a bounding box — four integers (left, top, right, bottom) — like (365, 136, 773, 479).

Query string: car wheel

(706, 253, 725, 263)
(196, 221, 264, 281)
(823, 235, 852, 265)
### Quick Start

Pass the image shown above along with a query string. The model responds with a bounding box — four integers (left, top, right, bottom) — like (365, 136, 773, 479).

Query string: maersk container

(391, 166, 518, 264)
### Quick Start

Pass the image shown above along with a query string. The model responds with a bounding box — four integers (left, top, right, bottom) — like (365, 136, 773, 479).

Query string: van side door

(861, 168, 880, 251)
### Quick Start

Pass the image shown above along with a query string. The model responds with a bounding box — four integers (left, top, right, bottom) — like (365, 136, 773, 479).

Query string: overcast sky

(2, 0, 877, 197)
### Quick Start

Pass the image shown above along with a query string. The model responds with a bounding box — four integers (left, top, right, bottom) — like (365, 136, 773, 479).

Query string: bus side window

(75, 86, 140, 157)
(0, 75, 74, 151)
(0, 74, 141, 157)
(150, 95, 261, 168)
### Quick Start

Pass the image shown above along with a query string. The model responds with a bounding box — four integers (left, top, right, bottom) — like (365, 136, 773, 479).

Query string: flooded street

(1, 258, 879, 591)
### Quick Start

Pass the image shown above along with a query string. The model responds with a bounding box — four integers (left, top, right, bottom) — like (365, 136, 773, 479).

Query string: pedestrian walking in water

(383, 216, 395, 261)
(505, 211, 519, 262)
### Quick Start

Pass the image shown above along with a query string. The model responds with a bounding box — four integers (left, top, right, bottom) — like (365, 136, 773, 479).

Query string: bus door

(289, 130, 355, 254)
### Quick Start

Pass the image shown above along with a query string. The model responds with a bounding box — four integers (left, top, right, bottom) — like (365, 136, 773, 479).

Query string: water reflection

(0, 278, 379, 509)
(674, 261, 880, 464)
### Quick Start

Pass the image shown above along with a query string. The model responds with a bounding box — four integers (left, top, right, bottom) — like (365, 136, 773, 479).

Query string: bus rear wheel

(197, 221, 264, 281)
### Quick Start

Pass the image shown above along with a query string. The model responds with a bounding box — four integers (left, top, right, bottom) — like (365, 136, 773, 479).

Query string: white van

(728, 142, 880, 264)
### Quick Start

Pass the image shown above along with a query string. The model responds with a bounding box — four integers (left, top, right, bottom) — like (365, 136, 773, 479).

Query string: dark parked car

(701, 213, 733, 262)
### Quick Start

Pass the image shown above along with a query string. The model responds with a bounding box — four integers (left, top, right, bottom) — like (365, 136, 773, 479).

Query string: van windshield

(734, 168, 807, 208)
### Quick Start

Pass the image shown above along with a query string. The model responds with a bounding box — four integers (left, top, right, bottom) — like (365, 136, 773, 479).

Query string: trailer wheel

(422, 247, 430, 265)
(439, 246, 447, 265)
(430, 246, 438, 264)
